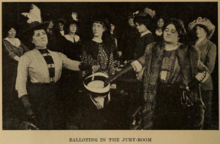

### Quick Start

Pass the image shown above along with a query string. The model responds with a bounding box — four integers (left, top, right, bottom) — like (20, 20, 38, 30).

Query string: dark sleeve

(20, 43, 30, 52)
(145, 34, 155, 46)
(2, 40, 17, 58)
(139, 34, 155, 57)
(138, 42, 156, 66)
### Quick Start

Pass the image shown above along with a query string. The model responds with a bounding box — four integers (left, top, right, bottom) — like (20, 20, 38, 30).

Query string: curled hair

(192, 24, 210, 38)
(3, 24, 18, 38)
(133, 15, 152, 29)
(65, 20, 79, 34)
(162, 18, 187, 42)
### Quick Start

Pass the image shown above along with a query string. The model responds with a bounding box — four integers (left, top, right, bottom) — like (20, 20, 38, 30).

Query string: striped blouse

(16, 48, 80, 98)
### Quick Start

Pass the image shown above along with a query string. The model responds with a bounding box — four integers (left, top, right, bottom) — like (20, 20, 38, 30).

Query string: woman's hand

(14, 56, 20, 61)
(195, 71, 206, 82)
(92, 65, 100, 73)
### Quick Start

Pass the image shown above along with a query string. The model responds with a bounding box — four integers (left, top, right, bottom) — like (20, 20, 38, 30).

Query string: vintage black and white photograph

(2, 2, 218, 131)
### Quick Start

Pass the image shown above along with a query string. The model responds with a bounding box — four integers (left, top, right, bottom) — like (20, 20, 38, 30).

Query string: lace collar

(4, 37, 21, 47)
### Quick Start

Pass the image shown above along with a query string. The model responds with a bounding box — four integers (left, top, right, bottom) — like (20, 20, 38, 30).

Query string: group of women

(2, 5, 216, 130)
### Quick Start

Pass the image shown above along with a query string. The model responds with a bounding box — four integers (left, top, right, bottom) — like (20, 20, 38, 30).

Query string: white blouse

(16, 49, 80, 98)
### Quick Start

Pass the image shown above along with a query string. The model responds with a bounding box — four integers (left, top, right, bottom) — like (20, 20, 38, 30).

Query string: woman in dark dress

(81, 17, 115, 78)
(133, 12, 155, 60)
(58, 13, 82, 118)
(62, 12, 81, 60)
(188, 17, 217, 129)
(2, 25, 29, 129)
(153, 16, 165, 42)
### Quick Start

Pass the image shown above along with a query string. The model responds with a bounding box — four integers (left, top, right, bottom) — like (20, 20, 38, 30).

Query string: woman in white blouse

(15, 24, 93, 130)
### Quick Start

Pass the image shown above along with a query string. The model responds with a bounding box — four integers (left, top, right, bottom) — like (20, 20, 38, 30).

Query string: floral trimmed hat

(188, 17, 215, 39)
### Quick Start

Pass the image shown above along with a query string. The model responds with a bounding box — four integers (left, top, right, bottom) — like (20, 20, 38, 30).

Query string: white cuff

(131, 60, 143, 72)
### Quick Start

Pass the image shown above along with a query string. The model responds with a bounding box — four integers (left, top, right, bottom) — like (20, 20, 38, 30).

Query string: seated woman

(188, 17, 217, 129)
(81, 17, 115, 77)
(15, 4, 93, 130)
(2, 24, 29, 129)
(105, 18, 210, 130)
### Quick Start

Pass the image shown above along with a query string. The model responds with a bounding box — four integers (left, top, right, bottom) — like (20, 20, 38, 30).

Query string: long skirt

(201, 90, 213, 129)
(27, 82, 65, 130)
(152, 82, 189, 129)
(2, 63, 25, 130)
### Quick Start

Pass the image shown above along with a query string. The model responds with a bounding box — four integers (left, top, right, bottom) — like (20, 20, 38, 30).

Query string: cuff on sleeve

(131, 60, 143, 72)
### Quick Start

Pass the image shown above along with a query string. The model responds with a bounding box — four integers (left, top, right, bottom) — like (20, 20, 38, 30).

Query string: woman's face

(92, 22, 105, 37)
(32, 29, 48, 47)
(69, 24, 77, 34)
(48, 21, 54, 29)
(8, 28, 16, 38)
(135, 22, 147, 34)
(163, 24, 179, 44)
(196, 26, 207, 38)
(58, 23, 64, 31)
(110, 23, 115, 31)
(157, 18, 164, 28)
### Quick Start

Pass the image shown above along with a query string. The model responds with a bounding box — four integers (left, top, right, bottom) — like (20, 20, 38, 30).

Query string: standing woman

(81, 17, 115, 77)
(133, 9, 155, 81)
(105, 18, 210, 130)
(133, 10, 155, 59)
(188, 17, 216, 129)
(154, 16, 165, 42)
(62, 12, 81, 60)
(59, 13, 82, 119)
(16, 4, 93, 130)
(2, 24, 29, 129)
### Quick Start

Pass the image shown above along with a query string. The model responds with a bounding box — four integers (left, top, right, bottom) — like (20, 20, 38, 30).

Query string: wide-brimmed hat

(83, 72, 110, 94)
(18, 4, 50, 49)
(188, 17, 215, 39)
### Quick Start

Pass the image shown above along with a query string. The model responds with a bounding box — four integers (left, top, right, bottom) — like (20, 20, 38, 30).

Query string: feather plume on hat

(21, 4, 42, 24)
(144, 7, 156, 18)
(19, 4, 49, 41)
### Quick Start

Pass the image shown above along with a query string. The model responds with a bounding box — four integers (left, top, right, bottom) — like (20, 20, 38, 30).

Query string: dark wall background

(2, 2, 218, 128)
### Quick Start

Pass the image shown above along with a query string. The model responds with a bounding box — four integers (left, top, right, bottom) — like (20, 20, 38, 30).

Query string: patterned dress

(81, 41, 115, 77)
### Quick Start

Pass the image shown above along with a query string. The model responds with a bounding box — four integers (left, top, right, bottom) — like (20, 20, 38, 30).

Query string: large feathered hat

(20, 4, 49, 37)
(188, 17, 215, 39)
